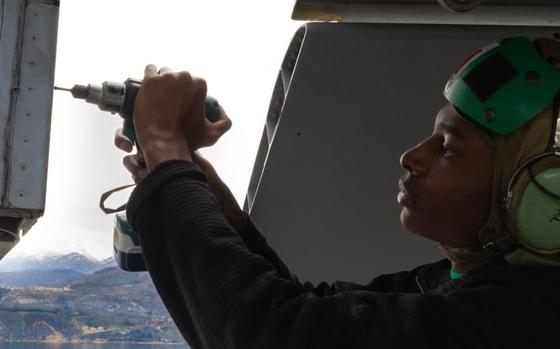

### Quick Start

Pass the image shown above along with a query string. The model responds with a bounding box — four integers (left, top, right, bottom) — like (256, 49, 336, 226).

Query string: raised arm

(125, 65, 505, 348)
(127, 159, 501, 349)
(114, 129, 293, 278)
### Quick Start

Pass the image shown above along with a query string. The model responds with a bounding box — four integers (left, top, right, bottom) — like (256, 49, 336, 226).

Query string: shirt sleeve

(232, 211, 292, 280)
(127, 160, 496, 349)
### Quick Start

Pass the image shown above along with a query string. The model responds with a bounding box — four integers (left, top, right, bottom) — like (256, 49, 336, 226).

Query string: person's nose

(400, 143, 428, 177)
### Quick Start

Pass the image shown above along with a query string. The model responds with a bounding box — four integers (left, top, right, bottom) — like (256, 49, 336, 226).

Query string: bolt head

(525, 70, 540, 83)
(483, 108, 496, 122)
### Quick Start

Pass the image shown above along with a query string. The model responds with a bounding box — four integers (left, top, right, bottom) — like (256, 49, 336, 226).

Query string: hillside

(0, 269, 83, 288)
(0, 255, 185, 344)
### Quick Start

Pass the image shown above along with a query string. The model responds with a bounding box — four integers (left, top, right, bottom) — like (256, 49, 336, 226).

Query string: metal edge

(244, 25, 308, 213)
(0, 0, 58, 256)
(292, 3, 344, 22)
(6, 0, 59, 214)
(1, 0, 26, 209)
(292, 3, 560, 27)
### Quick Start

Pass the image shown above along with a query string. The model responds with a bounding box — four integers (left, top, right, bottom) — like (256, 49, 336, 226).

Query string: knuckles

(136, 65, 223, 151)
(142, 70, 207, 96)
(176, 71, 193, 84)
(192, 77, 208, 95)
(141, 75, 160, 90)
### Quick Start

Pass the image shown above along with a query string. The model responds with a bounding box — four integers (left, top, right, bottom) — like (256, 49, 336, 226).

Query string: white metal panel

(8, 1, 58, 211)
(0, 0, 59, 257)
(0, 0, 26, 206)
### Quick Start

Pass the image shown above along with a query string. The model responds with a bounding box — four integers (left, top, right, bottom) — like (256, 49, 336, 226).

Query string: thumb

(200, 105, 232, 147)
(210, 105, 232, 136)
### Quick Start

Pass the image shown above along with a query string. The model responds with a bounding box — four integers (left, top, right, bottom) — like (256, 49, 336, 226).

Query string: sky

(5, 0, 301, 260)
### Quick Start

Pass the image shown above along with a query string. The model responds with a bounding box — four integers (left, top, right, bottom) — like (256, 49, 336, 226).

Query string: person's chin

(400, 207, 415, 228)
(400, 208, 428, 238)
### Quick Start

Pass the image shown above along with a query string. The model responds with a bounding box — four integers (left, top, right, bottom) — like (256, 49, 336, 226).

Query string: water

(0, 343, 187, 349)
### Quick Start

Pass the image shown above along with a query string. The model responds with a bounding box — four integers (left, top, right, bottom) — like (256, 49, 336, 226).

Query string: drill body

(67, 78, 220, 142)
(60, 78, 221, 272)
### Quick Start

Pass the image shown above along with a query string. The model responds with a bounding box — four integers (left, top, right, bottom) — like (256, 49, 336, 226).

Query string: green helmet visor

(444, 37, 560, 135)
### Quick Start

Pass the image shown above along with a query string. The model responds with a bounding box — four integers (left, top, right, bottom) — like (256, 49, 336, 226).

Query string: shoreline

(0, 339, 185, 345)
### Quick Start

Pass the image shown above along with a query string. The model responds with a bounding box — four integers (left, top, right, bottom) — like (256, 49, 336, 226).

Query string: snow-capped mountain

(0, 253, 117, 288)
(0, 252, 116, 274)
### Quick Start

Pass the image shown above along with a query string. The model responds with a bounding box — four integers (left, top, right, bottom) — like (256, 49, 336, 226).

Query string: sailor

(115, 37, 560, 348)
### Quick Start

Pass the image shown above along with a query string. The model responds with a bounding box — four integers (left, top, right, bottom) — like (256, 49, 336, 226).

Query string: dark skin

(399, 103, 494, 272)
(115, 65, 495, 275)
(114, 66, 243, 231)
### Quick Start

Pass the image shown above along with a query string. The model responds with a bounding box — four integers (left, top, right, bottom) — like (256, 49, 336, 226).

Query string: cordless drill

(56, 78, 221, 272)
(55, 78, 221, 141)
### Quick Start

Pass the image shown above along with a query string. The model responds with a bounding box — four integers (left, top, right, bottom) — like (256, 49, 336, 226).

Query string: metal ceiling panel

(293, 1, 560, 26)
(246, 23, 557, 284)
(297, 0, 559, 4)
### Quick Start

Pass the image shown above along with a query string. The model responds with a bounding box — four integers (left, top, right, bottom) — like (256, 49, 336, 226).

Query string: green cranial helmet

(437, 37, 560, 266)
(444, 37, 560, 135)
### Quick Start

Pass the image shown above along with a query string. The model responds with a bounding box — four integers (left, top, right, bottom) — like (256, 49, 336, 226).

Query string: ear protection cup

(441, 36, 560, 262)
(505, 151, 560, 254)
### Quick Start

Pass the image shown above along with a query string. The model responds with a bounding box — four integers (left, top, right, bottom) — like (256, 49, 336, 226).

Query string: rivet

(27, 86, 33, 91)
(18, 192, 24, 198)
(483, 108, 496, 122)
(31, 36, 36, 40)
(20, 164, 27, 170)
(25, 112, 31, 117)
(525, 71, 540, 83)
(297, 132, 302, 136)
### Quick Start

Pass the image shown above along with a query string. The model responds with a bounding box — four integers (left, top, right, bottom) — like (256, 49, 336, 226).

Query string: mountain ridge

(0, 253, 185, 344)
(0, 252, 116, 275)
(0, 269, 83, 288)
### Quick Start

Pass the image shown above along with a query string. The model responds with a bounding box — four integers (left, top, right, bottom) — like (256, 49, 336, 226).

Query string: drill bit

(54, 86, 72, 92)
(54, 85, 90, 99)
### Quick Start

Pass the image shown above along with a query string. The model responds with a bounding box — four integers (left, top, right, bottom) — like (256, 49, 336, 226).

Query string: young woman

(115, 37, 560, 348)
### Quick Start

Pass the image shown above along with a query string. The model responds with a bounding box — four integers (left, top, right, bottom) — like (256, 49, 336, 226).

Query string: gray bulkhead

(245, 1, 560, 284)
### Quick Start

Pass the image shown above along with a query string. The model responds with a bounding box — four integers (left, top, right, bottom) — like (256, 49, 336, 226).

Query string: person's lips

(398, 178, 418, 207)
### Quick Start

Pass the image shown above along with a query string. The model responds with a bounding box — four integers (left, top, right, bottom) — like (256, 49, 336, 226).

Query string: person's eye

(442, 144, 457, 158)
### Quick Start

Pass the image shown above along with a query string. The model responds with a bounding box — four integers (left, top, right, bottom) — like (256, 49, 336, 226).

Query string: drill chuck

(70, 81, 126, 115)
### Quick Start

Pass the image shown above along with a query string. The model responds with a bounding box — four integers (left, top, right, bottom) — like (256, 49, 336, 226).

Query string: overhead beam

(292, 1, 560, 26)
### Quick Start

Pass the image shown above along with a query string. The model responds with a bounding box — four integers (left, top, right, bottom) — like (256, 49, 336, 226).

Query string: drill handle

(119, 78, 221, 144)
(121, 78, 142, 143)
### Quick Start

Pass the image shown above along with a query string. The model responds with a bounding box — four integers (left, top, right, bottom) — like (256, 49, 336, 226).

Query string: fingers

(144, 64, 171, 77)
(188, 76, 207, 113)
(123, 154, 147, 184)
(136, 148, 146, 163)
(210, 105, 233, 135)
(114, 128, 133, 153)
(144, 64, 158, 78)
(158, 66, 172, 74)
(197, 105, 232, 148)
(138, 65, 226, 152)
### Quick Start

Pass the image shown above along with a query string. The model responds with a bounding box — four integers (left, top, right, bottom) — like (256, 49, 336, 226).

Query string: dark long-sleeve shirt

(127, 160, 560, 349)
